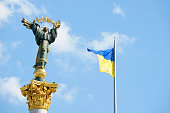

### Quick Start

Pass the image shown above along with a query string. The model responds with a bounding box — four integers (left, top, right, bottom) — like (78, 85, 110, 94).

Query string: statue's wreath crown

(36, 17, 60, 28)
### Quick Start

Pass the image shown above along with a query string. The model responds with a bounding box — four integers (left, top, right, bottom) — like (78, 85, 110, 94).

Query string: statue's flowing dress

(31, 23, 58, 69)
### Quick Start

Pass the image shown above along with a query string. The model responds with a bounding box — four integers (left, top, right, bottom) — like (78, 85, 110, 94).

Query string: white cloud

(16, 61, 22, 67)
(89, 32, 136, 53)
(0, 0, 46, 26)
(87, 94, 93, 100)
(56, 59, 76, 72)
(11, 41, 22, 48)
(51, 22, 136, 62)
(0, 76, 25, 104)
(0, 40, 10, 66)
(51, 22, 95, 61)
(16, 0, 46, 15)
(112, 3, 125, 17)
(0, 41, 6, 59)
(55, 83, 78, 102)
(54, 59, 76, 78)
(0, 2, 13, 24)
(51, 22, 80, 53)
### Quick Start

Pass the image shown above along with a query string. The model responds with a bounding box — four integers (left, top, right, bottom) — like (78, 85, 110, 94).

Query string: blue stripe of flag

(87, 48, 114, 61)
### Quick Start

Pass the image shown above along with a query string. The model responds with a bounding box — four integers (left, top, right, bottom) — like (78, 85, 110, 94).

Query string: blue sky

(0, 0, 170, 113)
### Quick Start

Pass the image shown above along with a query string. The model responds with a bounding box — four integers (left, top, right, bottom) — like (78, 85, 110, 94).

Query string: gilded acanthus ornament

(20, 80, 58, 111)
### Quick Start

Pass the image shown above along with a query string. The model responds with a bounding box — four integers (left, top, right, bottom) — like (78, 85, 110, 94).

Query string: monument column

(20, 17, 60, 113)
(30, 109, 47, 113)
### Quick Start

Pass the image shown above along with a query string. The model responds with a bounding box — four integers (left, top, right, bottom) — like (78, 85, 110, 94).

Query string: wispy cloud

(0, 76, 25, 104)
(0, 40, 10, 66)
(0, 2, 13, 24)
(54, 59, 76, 78)
(51, 22, 81, 53)
(87, 94, 93, 100)
(51, 22, 136, 63)
(11, 41, 22, 48)
(55, 83, 78, 103)
(0, 0, 46, 26)
(56, 59, 76, 72)
(51, 22, 95, 61)
(89, 32, 136, 53)
(112, 3, 125, 17)
(16, 61, 22, 67)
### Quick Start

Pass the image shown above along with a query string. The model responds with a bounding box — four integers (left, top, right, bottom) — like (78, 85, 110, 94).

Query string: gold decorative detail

(21, 18, 32, 29)
(20, 80, 58, 111)
(21, 17, 60, 30)
(36, 17, 60, 28)
(33, 68, 47, 78)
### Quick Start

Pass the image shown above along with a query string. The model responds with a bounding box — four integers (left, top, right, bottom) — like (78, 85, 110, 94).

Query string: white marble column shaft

(30, 109, 47, 113)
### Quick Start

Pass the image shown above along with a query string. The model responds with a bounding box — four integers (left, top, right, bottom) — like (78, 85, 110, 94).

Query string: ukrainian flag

(87, 48, 115, 77)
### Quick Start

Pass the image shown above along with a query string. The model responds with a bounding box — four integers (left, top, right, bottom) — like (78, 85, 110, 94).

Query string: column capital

(20, 80, 58, 111)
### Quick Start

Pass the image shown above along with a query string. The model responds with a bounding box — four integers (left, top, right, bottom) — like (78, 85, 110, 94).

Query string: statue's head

(42, 27, 48, 32)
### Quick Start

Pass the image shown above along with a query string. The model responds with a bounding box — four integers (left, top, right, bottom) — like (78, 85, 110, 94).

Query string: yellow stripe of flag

(97, 54, 115, 77)
(87, 48, 115, 77)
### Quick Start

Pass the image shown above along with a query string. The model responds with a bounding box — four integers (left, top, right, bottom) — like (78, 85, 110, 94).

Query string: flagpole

(114, 37, 117, 113)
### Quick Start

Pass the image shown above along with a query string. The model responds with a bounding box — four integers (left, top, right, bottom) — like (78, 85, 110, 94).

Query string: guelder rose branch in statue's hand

(21, 18, 33, 29)
(21, 17, 60, 29)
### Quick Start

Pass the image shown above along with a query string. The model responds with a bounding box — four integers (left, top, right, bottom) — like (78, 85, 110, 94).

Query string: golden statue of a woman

(21, 17, 60, 79)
